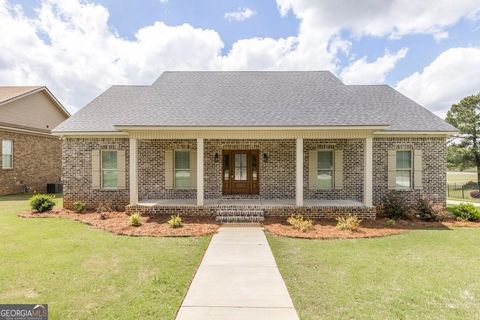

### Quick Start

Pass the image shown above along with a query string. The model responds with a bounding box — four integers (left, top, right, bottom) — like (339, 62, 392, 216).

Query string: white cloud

(0, 0, 479, 115)
(341, 48, 408, 84)
(276, 0, 480, 39)
(0, 0, 223, 112)
(224, 7, 256, 22)
(396, 47, 480, 116)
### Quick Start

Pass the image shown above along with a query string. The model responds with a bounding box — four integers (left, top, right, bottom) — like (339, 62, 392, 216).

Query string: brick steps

(215, 209, 265, 223)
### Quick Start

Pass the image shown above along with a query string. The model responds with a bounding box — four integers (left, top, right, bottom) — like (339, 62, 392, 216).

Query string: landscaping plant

(336, 214, 362, 231)
(470, 191, 480, 199)
(385, 218, 396, 227)
(168, 215, 183, 228)
(451, 203, 480, 221)
(29, 194, 55, 213)
(129, 213, 142, 227)
(287, 215, 313, 232)
(73, 201, 86, 213)
(413, 197, 439, 221)
(382, 192, 410, 219)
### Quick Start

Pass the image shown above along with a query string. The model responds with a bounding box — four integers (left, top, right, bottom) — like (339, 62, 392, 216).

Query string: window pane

(102, 170, 117, 188)
(2, 140, 12, 155)
(223, 154, 229, 180)
(175, 151, 190, 169)
(318, 151, 333, 170)
(102, 151, 117, 169)
(2, 155, 12, 169)
(252, 154, 257, 180)
(317, 170, 333, 189)
(396, 150, 411, 169)
(175, 170, 191, 188)
(396, 170, 411, 188)
(235, 153, 247, 180)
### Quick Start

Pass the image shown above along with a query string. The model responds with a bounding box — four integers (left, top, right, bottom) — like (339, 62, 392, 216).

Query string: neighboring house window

(396, 150, 412, 189)
(2, 140, 13, 169)
(101, 150, 118, 189)
(175, 150, 191, 189)
(317, 150, 333, 189)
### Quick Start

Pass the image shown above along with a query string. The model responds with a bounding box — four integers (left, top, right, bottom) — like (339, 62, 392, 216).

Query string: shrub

(413, 197, 439, 221)
(470, 191, 480, 199)
(129, 213, 142, 227)
(451, 203, 480, 221)
(385, 218, 396, 227)
(382, 192, 410, 219)
(73, 201, 86, 213)
(287, 215, 313, 232)
(168, 215, 183, 228)
(336, 215, 362, 232)
(29, 194, 55, 213)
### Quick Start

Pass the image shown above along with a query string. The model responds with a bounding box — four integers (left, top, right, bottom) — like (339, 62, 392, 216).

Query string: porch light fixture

(214, 153, 220, 163)
(263, 153, 268, 163)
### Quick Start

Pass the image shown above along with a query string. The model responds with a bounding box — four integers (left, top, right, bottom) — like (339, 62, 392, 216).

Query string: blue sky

(2, 0, 480, 115)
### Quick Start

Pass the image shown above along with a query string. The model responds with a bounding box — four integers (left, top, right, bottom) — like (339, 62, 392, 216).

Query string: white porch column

(197, 138, 204, 206)
(296, 138, 304, 206)
(129, 138, 138, 205)
(364, 136, 373, 207)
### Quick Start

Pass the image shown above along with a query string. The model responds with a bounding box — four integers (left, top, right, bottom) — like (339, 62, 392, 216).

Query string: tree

(446, 93, 480, 187)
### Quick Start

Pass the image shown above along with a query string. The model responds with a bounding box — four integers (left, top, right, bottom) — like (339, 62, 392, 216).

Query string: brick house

(0, 86, 70, 195)
(53, 72, 455, 219)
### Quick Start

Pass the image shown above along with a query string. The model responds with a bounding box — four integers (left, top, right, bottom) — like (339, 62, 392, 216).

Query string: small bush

(451, 203, 480, 221)
(29, 194, 55, 213)
(413, 197, 439, 221)
(129, 213, 142, 227)
(336, 215, 362, 232)
(168, 215, 183, 228)
(385, 218, 396, 227)
(382, 192, 410, 219)
(470, 191, 480, 199)
(287, 215, 313, 232)
(73, 201, 86, 213)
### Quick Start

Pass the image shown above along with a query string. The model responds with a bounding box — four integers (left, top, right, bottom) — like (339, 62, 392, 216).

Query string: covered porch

(123, 126, 378, 218)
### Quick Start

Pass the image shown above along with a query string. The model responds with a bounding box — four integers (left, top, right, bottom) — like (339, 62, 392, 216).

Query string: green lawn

(268, 230, 480, 320)
(0, 194, 210, 320)
(447, 171, 477, 184)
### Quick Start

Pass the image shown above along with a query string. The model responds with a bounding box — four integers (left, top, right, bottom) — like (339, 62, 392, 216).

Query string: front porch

(126, 198, 376, 220)
(125, 128, 376, 219)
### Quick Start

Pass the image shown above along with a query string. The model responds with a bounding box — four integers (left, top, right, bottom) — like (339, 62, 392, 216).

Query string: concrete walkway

(176, 226, 299, 320)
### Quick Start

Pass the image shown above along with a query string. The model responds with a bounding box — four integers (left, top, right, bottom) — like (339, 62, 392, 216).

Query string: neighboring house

(0, 86, 70, 195)
(53, 71, 456, 219)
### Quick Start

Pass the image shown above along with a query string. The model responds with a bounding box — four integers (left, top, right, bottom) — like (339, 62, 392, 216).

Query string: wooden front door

(222, 150, 259, 195)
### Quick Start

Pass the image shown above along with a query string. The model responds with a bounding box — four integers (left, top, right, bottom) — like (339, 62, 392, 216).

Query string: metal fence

(447, 183, 480, 200)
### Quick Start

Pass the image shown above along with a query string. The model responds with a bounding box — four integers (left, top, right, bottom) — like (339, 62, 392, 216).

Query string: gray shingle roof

(53, 71, 456, 132)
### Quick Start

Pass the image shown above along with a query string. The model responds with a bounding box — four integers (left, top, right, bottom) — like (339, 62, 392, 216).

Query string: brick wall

(373, 137, 447, 205)
(63, 136, 447, 213)
(304, 139, 364, 202)
(204, 139, 296, 199)
(138, 139, 197, 200)
(62, 138, 129, 210)
(0, 130, 62, 195)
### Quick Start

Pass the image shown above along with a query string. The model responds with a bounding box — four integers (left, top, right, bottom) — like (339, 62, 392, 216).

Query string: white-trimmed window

(175, 150, 191, 189)
(2, 140, 13, 169)
(101, 150, 118, 189)
(396, 150, 412, 189)
(317, 150, 334, 189)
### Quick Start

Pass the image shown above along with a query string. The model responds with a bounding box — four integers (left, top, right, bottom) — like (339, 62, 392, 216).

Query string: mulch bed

(263, 217, 480, 239)
(19, 210, 220, 237)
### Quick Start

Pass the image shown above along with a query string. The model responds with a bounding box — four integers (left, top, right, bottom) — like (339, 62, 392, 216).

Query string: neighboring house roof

(0, 86, 70, 133)
(53, 71, 456, 133)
